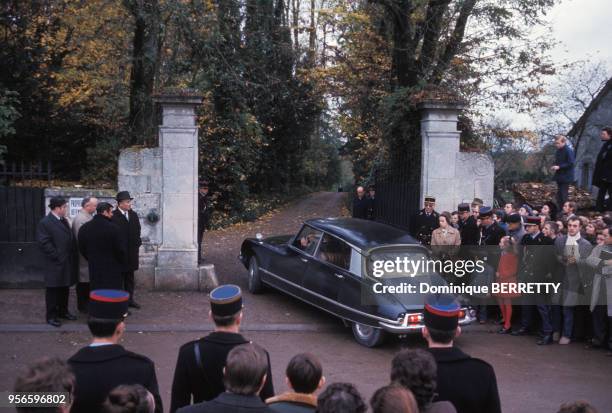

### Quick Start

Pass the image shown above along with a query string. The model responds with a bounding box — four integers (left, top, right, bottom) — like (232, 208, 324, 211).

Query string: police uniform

(68, 290, 162, 413)
(411, 196, 440, 245)
(170, 285, 274, 413)
(457, 203, 479, 246)
(424, 294, 501, 413)
(478, 207, 507, 268)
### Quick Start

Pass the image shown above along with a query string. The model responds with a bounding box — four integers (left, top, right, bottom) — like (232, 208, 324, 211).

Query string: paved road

(0, 192, 610, 412)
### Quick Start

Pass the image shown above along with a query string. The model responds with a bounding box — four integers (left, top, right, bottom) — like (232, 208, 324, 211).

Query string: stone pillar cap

(153, 89, 203, 105)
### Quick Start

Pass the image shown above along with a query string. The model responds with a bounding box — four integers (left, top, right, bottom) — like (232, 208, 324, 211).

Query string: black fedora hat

(116, 191, 133, 202)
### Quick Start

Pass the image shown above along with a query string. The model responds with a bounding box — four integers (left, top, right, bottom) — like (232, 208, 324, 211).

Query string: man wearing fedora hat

(36, 197, 78, 327)
(111, 191, 142, 309)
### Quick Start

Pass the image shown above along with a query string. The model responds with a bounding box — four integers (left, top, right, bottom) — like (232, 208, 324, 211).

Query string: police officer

(422, 294, 501, 413)
(478, 207, 507, 254)
(457, 203, 479, 246)
(411, 196, 440, 246)
(68, 290, 162, 413)
(111, 191, 142, 309)
(198, 180, 212, 264)
(170, 285, 274, 413)
(513, 216, 546, 337)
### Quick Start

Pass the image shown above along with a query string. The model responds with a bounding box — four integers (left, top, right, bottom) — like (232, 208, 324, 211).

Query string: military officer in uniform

(457, 203, 479, 247)
(423, 294, 501, 413)
(411, 196, 439, 246)
(513, 216, 546, 337)
(68, 290, 162, 413)
(111, 191, 142, 309)
(478, 207, 507, 262)
(170, 285, 274, 413)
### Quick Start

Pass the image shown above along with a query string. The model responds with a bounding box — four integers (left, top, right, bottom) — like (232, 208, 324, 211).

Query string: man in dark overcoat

(68, 290, 162, 413)
(411, 196, 440, 246)
(592, 127, 612, 212)
(352, 186, 368, 219)
(170, 285, 274, 413)
(78, 202, 127, 290)
(111, 191, 142, 308)
(36, 197, 77, 327)
(551, 135, 575, 208)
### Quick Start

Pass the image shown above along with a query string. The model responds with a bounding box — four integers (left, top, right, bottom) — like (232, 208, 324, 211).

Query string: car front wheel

(248, 256, 263, 294)
(351, 322, 386, 347)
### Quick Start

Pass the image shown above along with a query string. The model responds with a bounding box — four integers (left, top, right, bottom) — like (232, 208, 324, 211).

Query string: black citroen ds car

(239, 217, 474, 347)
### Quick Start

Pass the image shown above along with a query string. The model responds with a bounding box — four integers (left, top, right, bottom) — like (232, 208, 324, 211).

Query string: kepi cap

(89, 289, 129, 319)
(424, 196, 436, 203)
(424, 294, 461, 331)
(210, 284, 243, 317)
(478, 206, 493, 217)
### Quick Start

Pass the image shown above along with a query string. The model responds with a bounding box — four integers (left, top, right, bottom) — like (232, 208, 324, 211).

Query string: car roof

(305, 218, 418, 251)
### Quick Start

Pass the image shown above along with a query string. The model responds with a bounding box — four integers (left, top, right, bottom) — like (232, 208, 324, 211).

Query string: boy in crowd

(266, 353, 325, 412)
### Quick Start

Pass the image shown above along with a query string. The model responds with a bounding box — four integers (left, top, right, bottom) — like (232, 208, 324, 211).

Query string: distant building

(569, 77, 612, 192)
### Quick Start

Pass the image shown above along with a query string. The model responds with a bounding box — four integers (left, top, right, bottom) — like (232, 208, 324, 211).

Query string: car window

(293, 226, 323, 256)
(316, 233, 352, 270)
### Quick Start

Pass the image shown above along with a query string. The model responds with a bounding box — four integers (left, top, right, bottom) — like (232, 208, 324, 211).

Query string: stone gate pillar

(418, 101, 494, 213)
(154, 93, 203, 289)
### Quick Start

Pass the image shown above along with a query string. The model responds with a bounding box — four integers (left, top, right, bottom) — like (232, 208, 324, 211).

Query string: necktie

(60, 217, 70, 230)
(124, 211, 129, 222)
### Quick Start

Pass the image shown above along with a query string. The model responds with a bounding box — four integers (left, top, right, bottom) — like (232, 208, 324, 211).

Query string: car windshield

(292, 225, 322, 255)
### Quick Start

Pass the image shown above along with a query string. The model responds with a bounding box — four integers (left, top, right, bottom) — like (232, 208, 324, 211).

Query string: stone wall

(117, 147, 163, 290)
(419, 102, 494, 212)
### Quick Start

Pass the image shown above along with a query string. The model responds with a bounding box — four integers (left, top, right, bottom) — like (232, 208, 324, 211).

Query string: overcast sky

(494, 0, 612, 129)
(547, 0, 612, 67)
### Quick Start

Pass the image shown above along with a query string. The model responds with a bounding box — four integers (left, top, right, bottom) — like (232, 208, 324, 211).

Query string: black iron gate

(373, 161, 420, 232)
(0, 187, 47, 287)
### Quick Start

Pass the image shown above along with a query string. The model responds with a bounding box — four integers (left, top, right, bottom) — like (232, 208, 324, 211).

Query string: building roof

(568, 77, 612, 150)
(306, 218, 417, 251)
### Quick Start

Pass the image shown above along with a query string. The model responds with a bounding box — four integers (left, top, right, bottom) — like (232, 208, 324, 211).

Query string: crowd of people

(14, 286, 600, 413)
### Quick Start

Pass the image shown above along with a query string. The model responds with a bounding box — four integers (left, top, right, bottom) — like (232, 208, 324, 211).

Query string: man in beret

(170, 285, 274, 413)
(68, 290, 162, 413)
(36, 197, 78, 327)
(198, 180, 212, 264)
(423, 294, 500, 413)
(411, 196, 440, 246)
(78, 202, 127, 290)
(111, 191, 142, 309)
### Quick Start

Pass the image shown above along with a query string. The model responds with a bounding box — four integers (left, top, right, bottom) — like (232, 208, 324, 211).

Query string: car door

(301, 233, 352, 315)
(265, 225, 322, 298)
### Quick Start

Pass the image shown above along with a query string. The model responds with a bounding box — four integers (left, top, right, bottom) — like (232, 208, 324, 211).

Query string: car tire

(351, 322, 386, 347)
(248, 256, 263, 294)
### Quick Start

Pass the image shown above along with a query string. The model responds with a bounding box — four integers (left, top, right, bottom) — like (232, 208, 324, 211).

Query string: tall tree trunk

(124, 0, 161, 146)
